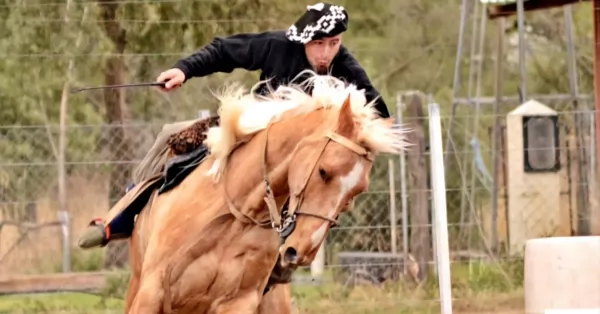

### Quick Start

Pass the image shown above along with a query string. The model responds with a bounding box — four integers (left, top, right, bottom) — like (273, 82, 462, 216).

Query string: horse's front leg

(127, 272, 165, 314)
(211, 290, 262, 314)
(126, 216, 145, 313)
(124, 273, 140, 313)
(257, 284, 295, 314)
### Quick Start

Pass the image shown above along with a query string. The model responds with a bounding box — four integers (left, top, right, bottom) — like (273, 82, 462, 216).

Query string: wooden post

(592, 0, 600, 234)
(405, 93, 431, 282)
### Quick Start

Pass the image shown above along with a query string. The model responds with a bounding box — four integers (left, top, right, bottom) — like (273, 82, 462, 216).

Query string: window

(523, 115, 560, 172)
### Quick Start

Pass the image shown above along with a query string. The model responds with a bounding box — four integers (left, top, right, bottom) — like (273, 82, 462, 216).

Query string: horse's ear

(336, 94, 354, 136)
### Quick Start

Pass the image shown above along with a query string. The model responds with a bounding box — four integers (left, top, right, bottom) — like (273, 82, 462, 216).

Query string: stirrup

(78, 219, 110, 249)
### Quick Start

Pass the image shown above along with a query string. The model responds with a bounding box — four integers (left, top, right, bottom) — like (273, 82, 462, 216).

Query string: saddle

(105, 116, 220, 226)
(161, 115, 221, 193)
(158, 145, 210, 194)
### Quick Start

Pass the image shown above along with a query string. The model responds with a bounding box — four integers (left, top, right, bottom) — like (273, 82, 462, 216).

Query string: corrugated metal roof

(484, 0, 589, 19)
(479, 0, 524, 4)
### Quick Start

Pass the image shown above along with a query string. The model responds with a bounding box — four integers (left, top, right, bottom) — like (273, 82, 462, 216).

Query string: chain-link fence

(2, 90, 596, 313)
(0, 118, 408, 272)
(0, 122, 161, 273)
(2, 0, 599, 312)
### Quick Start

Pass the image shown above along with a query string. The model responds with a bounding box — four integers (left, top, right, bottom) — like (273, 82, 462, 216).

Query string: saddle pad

(158, 145, 210, 195)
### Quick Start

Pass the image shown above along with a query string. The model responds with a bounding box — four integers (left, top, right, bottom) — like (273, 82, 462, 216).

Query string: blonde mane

(203, 71, 410, 181)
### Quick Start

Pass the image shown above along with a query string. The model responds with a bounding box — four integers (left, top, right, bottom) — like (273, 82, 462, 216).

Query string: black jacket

(173, 30, 390, 118)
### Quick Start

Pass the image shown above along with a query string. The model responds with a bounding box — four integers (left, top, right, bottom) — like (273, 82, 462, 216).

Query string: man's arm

(338, 47, 391, 118)
(173, 31, 276, 81)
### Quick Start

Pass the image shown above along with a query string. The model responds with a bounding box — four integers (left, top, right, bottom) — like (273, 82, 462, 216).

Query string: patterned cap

(286, 3, 349, 44)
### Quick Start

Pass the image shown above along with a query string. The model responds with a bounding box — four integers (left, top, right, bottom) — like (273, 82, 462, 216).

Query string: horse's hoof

(77, 225, 107, 249)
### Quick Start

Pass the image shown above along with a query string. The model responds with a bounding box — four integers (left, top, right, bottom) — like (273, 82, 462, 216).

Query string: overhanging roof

(482, 0, 591, 19)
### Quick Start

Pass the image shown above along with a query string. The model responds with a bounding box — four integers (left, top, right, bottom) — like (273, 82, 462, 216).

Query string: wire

(0, 0, 227, 8)
(2, 18, 278, 24)
(0, 45, 437, 58)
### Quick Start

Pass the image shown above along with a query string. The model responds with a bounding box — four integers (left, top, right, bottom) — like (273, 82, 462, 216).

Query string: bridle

(223, 122, 374, 238)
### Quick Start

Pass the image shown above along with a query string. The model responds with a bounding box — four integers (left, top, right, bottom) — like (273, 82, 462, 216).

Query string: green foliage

(70, 248, 106, 272)
(0, 0, 597, 258)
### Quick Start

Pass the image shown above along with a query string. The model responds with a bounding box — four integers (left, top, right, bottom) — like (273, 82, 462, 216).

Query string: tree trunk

(98, 0, 132, 269)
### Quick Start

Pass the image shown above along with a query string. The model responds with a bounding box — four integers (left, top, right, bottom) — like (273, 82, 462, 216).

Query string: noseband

(224, 122, 374, 238)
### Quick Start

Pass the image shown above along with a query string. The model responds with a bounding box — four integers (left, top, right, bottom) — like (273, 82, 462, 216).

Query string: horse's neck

(224, 110, 328, 216)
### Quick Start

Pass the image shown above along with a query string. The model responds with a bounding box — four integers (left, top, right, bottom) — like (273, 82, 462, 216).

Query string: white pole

(428, 101, 453, 314)
(311, 241, 325, 279)
(198, 110, 211, 119)
(58, 210, 71, 273)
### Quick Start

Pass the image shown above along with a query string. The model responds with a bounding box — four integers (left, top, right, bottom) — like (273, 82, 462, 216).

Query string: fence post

(388, 158, 397, 254)
(198, 110, 211, 119)
(58, 210, 71, 273)
(310, 242, 325, 280)
(396, 94, 409, 271)
(428, 99, 453, 314)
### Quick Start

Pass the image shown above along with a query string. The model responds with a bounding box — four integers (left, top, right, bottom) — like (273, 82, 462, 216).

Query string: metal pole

(517, 0, 527, 100)
(198, 110, 211, 119)
(388, 159, 398, 254)
(467, 2, 488, 251)
(57, 1, 87, 274)
(564, 5, 579, 98)
(428, 101, 453, 314)
(593, 0, 600, 233)
(58, 211, 70, 273)
(310, 242, 325, 279)
(459, 0, 480, 242)
(396, 94, 409, 267)
(491, 17, 506, 253)
(445, 0, 471, 168)
(451, 0, 470, 99)
(454, 93, 592, 105)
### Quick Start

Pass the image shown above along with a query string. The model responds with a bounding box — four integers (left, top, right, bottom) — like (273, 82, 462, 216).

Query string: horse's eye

(318, 167, 330, 182)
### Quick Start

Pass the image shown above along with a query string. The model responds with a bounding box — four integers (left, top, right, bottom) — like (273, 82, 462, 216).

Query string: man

(77, 2, 390, 249)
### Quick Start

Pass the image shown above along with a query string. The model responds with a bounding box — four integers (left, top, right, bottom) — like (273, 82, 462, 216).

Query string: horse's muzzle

(280, 246, 300, 268)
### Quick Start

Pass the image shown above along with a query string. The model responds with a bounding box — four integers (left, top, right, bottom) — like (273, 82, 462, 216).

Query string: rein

(223, 123, 374, 238)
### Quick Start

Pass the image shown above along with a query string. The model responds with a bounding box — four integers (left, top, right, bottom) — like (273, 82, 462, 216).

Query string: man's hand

(156, 68, 186, 91)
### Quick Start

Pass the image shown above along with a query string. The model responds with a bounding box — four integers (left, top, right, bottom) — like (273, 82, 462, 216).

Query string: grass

(293, 285, 523, 314)
(0, 293, 123, 314)
(291, 258, 525, 314)
(0, 260, 525, 314)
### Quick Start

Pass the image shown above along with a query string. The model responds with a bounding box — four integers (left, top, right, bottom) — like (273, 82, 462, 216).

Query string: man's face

(304, 34, 342, 74)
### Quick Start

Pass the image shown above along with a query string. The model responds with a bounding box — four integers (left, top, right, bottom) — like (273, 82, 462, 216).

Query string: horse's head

(278, 89, 408, 268)
(203, 72, 409, 270)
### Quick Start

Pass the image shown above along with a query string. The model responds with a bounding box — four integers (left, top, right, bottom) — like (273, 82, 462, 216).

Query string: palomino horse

(124, 73, 409, 313)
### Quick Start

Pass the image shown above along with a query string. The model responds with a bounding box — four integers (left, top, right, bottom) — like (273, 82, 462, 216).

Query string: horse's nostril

(283, 247, 298, 264)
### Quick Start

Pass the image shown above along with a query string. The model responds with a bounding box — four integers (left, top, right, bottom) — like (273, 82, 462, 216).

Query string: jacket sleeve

(338, 47, 391, 118)
(173, 31, 275, 81)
